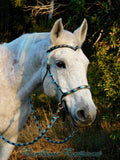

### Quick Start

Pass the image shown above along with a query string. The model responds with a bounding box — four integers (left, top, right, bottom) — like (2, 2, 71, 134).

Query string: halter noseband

(43, 44, 90, 105)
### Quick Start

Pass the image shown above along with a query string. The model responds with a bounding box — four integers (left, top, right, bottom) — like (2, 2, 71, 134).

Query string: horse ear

(51, 18, 64, 44)
(74, 18, 88, 47)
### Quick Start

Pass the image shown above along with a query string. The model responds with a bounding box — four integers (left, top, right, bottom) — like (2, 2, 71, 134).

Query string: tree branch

(23, 0, 69, 17)
(93, 29, 103, 47)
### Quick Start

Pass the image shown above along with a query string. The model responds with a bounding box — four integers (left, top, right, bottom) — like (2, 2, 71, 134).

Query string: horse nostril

(73, 108, 86, 122)
(76, 109, 86, 121)
(77, 110, 85, 120)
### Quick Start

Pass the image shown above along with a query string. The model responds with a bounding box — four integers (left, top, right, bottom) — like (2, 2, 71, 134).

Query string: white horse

(0, 18, 96, 160)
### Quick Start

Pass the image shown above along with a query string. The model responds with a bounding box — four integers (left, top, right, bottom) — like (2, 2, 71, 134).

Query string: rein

(0, 44, 90, 146)
(0, 97, 77, 146)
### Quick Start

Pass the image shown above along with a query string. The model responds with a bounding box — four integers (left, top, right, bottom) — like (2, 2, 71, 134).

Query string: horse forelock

(51, 30, 79, 47)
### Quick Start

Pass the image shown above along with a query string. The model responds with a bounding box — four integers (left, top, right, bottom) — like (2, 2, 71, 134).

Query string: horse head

(43, 18, 97, 127)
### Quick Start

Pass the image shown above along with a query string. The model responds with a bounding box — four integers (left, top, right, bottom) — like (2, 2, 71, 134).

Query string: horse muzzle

(61, 100, 96, 127)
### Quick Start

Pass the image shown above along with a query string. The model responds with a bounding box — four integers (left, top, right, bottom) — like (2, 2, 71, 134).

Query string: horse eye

(56, 61, 66, 69)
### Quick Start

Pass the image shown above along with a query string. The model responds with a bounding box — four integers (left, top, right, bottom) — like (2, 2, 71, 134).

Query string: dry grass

(8, 93, 120, 160)
(9, 106, 73, 160)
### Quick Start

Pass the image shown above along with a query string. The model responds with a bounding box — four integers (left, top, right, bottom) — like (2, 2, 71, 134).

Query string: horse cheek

(43, 77, 56, 97)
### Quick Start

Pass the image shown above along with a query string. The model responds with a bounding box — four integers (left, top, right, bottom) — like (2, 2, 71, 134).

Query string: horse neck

(7, 33, 50, 100)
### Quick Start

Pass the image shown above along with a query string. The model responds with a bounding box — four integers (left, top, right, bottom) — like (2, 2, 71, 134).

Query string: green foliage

(89, 24, 120, 122)
(10, 0, 27, 7)
(110, 129, 120, 144)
